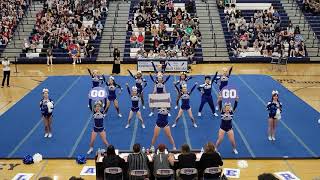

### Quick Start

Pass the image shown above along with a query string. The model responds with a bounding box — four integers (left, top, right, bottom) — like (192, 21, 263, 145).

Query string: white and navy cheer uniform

(127, 87, 140, 112)
(151, 61, 168, 74)
(91, 75, 104, 88)
(218, 100, 238, 132)
(156, 108, 169, 128)
(40, 98, 54, 118)
(214, 67, 233, 91)
(92, 110, 106, 132)
(128, 70, 147, 94)
(88, 98, 107, 111)
(175, 84, 197, 110)
(106, 83, 122, 101)
(174, 76, 192, 90)
(266, 100, 282, 119)
(197, 77, 216, 113)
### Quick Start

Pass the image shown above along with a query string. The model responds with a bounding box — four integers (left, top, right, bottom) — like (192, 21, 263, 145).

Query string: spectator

(1, 57, 10, 88)
(86, 43, 95, 58)
(127, 143, 149, 173)
(137, 32, 145, 48)
(176, 144, 196, 178)
(258, 173, 279, 180)
(199, 142, 223, 178)
(130, 34, 138, 48)
(47, 47, 53, 66)
(152, 144, 175, 178)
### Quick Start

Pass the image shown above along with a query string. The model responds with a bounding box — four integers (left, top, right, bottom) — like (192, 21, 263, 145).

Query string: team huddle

(39, 63, 283, 155)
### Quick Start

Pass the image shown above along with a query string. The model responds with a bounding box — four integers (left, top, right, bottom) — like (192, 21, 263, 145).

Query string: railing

(109, 2, 120, 55)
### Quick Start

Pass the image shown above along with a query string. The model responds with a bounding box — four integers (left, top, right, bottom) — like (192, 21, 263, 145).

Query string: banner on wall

(137, 60, 188, 72)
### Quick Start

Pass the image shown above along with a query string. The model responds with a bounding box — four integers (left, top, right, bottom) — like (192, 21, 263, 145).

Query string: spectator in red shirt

(137, 32, 144, 48)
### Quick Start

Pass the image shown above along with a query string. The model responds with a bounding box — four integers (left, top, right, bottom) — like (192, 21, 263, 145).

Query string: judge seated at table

(102, 145, 126, 170)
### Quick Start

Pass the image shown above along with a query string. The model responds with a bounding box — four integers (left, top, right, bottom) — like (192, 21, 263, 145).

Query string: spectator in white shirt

(1, 57, 10, 88)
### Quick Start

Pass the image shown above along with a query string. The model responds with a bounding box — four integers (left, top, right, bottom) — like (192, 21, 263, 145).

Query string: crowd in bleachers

(22, 0, 108, 64)
(97, 142, 224, 179)
(302, 0, 320, 14)
(127, 0, 202, 61)
(0, 0, 28, 47)
(223, 4, 307, 58)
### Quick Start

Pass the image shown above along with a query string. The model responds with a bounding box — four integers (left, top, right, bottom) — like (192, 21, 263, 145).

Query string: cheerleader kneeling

(267, 90, 282, 141)
(215, 95, 239, 154)
(40, 88, 54, 138)
(87, 101, 109, 154)
(151, 108, 176, 150)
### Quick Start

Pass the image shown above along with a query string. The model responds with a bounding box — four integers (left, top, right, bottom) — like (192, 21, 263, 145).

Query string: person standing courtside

(1, 57, 10, 88)
(112, 47, 121, 74)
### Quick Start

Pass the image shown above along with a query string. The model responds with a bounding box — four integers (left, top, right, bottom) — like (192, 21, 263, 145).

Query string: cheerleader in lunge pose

(104, 76, 123, 117)
(197, 75, 218, 117)
(127, 70, 147, 109)
(172, 83, 198, 128)
(149, 74, 171, 117)
(40, 88, 54, 138)
(151, 108, 176, 150)
(174, 72, 192, 109)
(87, 101, 109, 154)
(125, 84, 146, 128)
(215, 94, 239, 154)
(267, 90, 282, 141)
(88, 69, 105, 88)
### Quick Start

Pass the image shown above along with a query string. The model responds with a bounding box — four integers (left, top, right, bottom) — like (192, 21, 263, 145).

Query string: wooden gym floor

(0, 63, 319, 180)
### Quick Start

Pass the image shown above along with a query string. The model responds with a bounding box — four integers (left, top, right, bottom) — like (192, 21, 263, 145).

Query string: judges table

(95, 151, 207, 180)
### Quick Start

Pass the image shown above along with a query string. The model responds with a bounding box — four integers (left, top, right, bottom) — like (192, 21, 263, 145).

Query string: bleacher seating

(17, 0, 108, 64)
(218, 0, 310, 63)
(0, 0, 28, 56)
(123, 0, 203, 63)
(295, 0, 320, 41)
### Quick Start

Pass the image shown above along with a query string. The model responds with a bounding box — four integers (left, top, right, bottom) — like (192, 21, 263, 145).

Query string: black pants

(2, 71, 10, 86)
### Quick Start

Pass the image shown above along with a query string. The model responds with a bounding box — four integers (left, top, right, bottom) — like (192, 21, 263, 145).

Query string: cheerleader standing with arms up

(125, 84, 146, 129)
(214, 67, 233, 91)
(87, 101, 109, 154)
(88, 69, 105, 88)
(151, 108, 176, 150)
(40, 88, 54, 138)
(172, 83, 198, 128)
(215, 94, 239, 154)
(174, 72, 192, 109)
(197, 75, 218, 117)
(267, 90, 282, 141)
(127, 70, 147, 109)
(104, 76, 123, 117)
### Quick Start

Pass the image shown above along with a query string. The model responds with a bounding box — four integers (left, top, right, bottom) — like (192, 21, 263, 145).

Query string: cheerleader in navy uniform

(151, 108, 176, 150)
(172, 83, 198, 128)
(215, 95, 239, 154)
(88, 69, 105, 88)
(40, 88, 54, 138)
(127, 70, 147, 109)
(125, 84, 146, 129)
(104, 76, 123, 117)
(174, 72, 192, 109)
(214, 67, 233, 91)
(197, 75, 218, 117)
(149, 74, 171, 117)
(267, 90, 282, 141)
(151, 61, 169, 74)
(87, 101, 109, 154)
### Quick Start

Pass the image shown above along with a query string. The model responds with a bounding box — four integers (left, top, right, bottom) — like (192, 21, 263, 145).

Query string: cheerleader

(88, 69, 105, 88)
(172, 83, 198, 128)
(151, 61, 169, 74)
(174, 72, 192, 109)
(87, 101, 109, 154)
(215, 95, 239, 154)
(127, 69, 147, 109)
(104, 76, 122, 117)
(149, 74, 171, 117)
(151, 108, 176, 150)
(267, 90, 282, 141)
(125, 84, 146, 129)
(214, 67, 233, 91)
(197, 76, 218, 117)
(40, 88, 54, 138)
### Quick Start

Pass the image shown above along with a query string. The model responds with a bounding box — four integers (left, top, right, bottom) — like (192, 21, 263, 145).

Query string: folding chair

(104, 167, 123, 180)
(156, 169, 175, 180)
(203, 167, 222, 180)
(130, 169, 148, 180)
(179, 168, 198, 180)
